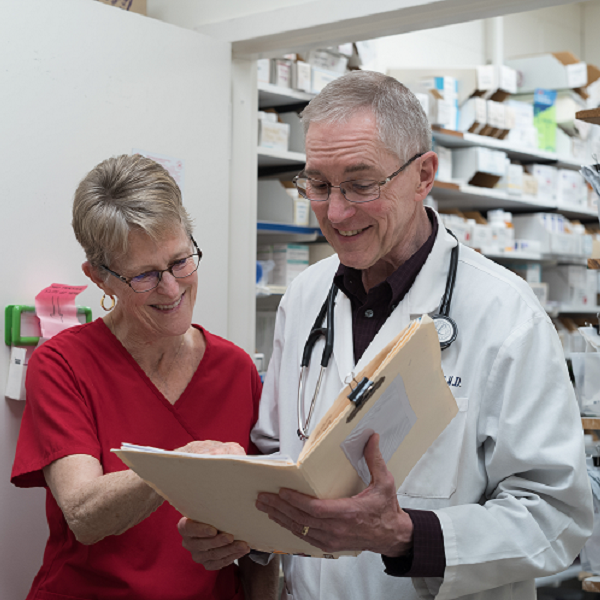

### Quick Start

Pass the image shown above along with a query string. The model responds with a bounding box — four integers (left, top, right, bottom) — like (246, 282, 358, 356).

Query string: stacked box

(544, 265, 597, 306)
(259, 244, 310, 287)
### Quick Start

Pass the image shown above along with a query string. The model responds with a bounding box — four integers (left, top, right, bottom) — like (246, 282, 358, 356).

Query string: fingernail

(256, 501, 266, 512)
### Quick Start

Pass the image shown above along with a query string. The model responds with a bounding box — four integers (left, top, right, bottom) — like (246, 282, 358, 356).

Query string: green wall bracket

(5, 305, 92, 346)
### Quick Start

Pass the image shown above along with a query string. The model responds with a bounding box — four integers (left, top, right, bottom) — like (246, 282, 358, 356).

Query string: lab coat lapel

(332, 290, 356, 386)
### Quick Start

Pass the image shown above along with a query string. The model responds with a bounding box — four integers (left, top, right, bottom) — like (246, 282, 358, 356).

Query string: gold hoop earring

(101, 294, 116, 312)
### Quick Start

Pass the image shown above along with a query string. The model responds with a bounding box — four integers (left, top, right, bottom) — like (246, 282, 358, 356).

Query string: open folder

(113, 315, 458, 558)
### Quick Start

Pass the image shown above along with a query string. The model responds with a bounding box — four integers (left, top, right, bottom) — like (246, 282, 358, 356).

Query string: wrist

(384, 510, 414, 558)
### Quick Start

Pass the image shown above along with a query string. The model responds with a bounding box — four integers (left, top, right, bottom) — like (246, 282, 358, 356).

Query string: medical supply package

(113, 315, 458, 558)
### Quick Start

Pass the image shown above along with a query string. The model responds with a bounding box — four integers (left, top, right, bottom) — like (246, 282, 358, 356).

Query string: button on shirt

(333, 207, 446, 578)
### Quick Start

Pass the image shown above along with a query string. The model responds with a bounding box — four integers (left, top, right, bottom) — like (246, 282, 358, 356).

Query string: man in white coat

(179, 71, 593, 600)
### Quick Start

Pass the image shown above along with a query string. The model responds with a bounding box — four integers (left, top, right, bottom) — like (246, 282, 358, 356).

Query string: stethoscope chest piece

(432, 314, 458, 350)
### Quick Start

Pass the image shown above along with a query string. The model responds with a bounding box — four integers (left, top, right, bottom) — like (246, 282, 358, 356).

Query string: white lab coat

(252, 216, 593, 600)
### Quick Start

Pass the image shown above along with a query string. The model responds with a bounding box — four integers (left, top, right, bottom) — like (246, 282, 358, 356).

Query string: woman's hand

(176, 440, 246, 456)
(178, 517, 251, 570)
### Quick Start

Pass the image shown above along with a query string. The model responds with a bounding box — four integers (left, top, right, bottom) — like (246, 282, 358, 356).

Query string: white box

(507, 52, 588, 93)
(257, 59, 271, 84)
(556, 169, 586, 206)
(458, 97, 486, 134)
(271, 244, 309, 286)
(307, 49, 348, 74)
(311, 67, 341, 94)
(295, 61, 312, 93)
(258, 118, 290, 151)
(271, 59, 293, 88)
(278, 111, 305, 153)
(421, 76, 459, 100)
(257, 180, 296, 224)
(470, 224, 494, 251)
(436, 145, 453, 182)
(452, 147, 507, 183)
(544, 265, 596, 305)
(529, 282, 548, 306)
(507, 262, 542, 284)
(525, 164, 558, 203)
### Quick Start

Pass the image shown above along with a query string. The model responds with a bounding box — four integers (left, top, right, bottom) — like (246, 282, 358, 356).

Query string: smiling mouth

(338, 227, 367, 237)
(152, 292, 184, 311)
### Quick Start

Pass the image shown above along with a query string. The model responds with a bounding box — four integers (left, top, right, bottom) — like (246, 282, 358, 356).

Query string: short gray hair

(72, 154, 193, 270)
(301, 71, 431, 163)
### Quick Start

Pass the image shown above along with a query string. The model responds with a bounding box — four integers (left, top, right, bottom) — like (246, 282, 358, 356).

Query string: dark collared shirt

(334, 207, 445, 578)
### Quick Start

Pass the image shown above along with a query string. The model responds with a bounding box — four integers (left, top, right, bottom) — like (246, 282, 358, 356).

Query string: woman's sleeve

(11, 344, 102, 488)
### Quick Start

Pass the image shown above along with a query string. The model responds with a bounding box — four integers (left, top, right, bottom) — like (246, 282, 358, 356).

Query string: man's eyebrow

(304, 164, 376, 178)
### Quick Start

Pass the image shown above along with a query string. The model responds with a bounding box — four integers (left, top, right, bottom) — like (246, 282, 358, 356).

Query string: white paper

(340, 374, 417, 485)
(118, 443, 294, 463)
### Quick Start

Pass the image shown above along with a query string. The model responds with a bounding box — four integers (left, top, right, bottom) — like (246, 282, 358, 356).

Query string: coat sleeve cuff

(382, 509, 446, 578)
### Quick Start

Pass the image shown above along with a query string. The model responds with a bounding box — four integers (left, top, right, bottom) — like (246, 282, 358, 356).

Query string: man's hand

(255, 433, 413, 556)
(178, 518, 251, 570)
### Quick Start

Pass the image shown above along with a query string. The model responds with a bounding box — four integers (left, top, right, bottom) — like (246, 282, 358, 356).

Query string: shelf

(433, 181, 597, 219)
(433, 128, 582, 170)
(257, 221, 321, 235)
(433, 181, 554, 212)
(258, 82, 315, 109)
(257, 147, 306, 168)
(553, 304, 600, 315)
(582, 417, 600, 430)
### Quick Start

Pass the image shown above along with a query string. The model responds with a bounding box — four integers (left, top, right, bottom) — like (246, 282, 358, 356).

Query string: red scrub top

(12, 320, 261, 600)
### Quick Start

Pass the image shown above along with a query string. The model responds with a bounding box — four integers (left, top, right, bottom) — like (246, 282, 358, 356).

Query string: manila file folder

(113, 315, 458, 558)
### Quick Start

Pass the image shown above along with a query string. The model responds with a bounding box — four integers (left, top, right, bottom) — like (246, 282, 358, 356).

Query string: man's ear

(82, 261, 113, 294)
(415, 151, 438, 201)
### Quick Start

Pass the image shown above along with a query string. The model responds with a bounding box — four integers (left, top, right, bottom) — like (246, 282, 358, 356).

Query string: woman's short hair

(72, 154, 193, 270)
(301, 70, 432, 163)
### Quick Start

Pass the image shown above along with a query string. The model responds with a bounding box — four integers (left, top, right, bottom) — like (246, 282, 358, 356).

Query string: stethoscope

(297, 230, 459, 441)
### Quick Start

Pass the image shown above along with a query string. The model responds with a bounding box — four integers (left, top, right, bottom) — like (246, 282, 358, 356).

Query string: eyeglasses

(293, 152, 424, 204)
(102, 237, 203, 293)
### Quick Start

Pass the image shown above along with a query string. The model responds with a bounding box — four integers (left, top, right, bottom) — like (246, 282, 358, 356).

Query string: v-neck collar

(99, 320, 209, 439)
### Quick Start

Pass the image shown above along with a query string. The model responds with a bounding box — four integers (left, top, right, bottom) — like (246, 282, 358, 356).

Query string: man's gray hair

(302, 70, 432, 163)
(72, 154, 193, 271)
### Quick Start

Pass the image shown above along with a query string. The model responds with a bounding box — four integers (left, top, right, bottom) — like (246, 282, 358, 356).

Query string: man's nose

(327, 186, 357, 223)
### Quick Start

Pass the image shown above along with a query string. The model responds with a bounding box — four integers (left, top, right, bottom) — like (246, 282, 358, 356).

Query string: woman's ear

(82, 261, 113, 294)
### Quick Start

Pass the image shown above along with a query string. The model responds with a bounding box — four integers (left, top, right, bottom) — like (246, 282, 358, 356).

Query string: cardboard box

(506, 262, 542, 284)
(507, 52, 588, 93)
(257, 180, 296, 224)
(506, 100, 537, 148)
(95, 0, 146, 14)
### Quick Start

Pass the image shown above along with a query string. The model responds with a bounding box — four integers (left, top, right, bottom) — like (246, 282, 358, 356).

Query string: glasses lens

(342, 180, 380, 203)
(172, 255, 200, 279)
(295, 177, 329, 201)
(130, 271, 160, 293)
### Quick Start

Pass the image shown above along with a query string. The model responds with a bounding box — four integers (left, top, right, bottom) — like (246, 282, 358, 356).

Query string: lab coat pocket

(397, 396, 469, 500)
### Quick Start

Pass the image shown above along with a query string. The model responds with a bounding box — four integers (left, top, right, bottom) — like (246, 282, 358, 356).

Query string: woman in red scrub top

(11, 155, 277, 600)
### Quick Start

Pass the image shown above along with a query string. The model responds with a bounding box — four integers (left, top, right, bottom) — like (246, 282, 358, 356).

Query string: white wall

(0, 2, 231, 598)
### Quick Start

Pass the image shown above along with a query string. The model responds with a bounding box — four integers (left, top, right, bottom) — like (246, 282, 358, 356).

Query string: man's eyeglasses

(102, 237, 203, 293)
(293, 152, 424, 204)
